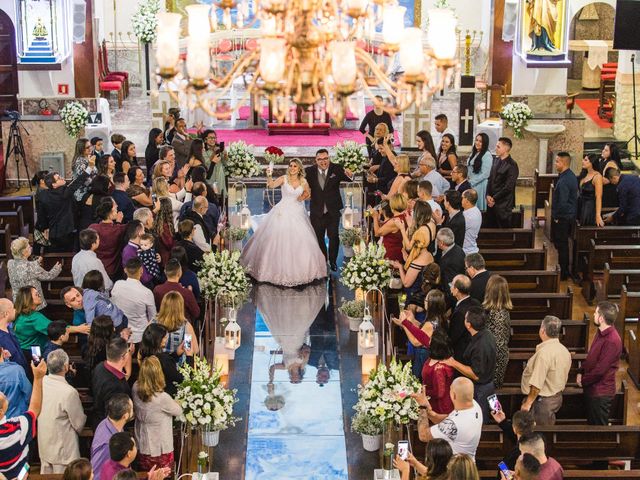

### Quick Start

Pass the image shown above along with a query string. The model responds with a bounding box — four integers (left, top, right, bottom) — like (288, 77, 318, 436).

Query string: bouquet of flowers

(224, 226, 248, 242)
(264, 146, 286, 164)
(226, 141, 261, 178)
(132, 0, 160, 44)
(176, 356, 240, 430)
(333, 141, 368, 172)
(354, 358, 421, 425)
(60, 101, 88, 138)
(197, 250, 250, 303)
(339, 228, 362, 248)
(500, 102, 533, 139)
(341, 242, 392, 291)
(338, 298, 365, 318)
(351, 411, 384, 436)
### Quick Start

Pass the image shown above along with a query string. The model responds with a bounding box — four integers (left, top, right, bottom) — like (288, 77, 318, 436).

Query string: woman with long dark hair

(394, 438, 453, 480)
(600, 142, 622, 208)
(97, 154, 116, 189)
(119, 140, 138, 174)
(83, 314, 116, 372)
(153, 197, 176, 264)
(145, 128, 164, 185)
(577, 153, 604, 227)
(126, 166, 153, 208)
(416, 130, 438, 162)
(467, 133, 493, 211)
(78, 176, 112, 230)
(138, 323, 183, 396)
(436, 133, 458, 175)
(71, 137, 97, 202)
(202, 129, 226, 200)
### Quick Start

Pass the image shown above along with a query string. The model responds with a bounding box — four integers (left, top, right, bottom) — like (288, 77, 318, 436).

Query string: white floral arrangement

(341, 242, 392, 291)
(197, 250, 250, 303)
(132, 0, 160, 44)
(176, 356, 240, 430)
(226, 141, 261, 178)
(333, 141, 368, 172)
(354, 358, 422, 425)
(60, 101, 88, 138)
(500, 102, 533, 139)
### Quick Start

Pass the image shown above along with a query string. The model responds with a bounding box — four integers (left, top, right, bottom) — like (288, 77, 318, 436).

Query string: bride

(240, 158, 327, 286)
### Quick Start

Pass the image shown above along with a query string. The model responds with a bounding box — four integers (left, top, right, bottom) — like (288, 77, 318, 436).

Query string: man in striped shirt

(0, 358, 46, 479)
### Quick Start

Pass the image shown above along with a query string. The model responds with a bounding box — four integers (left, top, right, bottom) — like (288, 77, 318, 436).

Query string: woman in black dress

(578, 154, 604, 227)
(145, 128, 164, 185)
(599, 143, 622, 209)
(436, 133, 458, 176)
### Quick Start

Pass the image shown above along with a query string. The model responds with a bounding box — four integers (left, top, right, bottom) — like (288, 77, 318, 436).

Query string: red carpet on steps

(575, 99, 613, 129)
(212, 128, 399, 147)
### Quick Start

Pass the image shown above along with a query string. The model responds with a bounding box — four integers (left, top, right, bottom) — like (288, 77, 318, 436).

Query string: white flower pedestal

(202, 429, 220, 447)
(362, 434, 382, 452)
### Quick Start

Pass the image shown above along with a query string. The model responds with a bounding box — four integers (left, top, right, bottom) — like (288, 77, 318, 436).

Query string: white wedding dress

(240, 176, 327, 286)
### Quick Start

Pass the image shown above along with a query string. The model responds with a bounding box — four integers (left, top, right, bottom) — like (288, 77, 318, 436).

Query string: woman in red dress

(369, 193, 407, 263)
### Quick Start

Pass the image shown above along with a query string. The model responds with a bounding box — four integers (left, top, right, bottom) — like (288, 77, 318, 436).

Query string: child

(111, 133, 126, 170)
(91, 136, 105, 160)
(418, 180, 443, 220)
(42, 320, 70, 361)
(138, 233, 163, 284)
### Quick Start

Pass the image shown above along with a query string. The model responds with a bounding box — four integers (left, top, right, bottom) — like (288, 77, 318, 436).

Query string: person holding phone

(393, 438, 452, 480)
(490, 409, 536, 473)
(71, 137, 99, 202)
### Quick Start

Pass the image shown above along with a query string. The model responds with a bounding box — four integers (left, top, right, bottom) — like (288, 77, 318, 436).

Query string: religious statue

(526, 0, 562, 54)
(32, 17, 48, 40)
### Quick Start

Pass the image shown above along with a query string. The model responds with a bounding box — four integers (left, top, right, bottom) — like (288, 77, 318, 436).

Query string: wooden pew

(602, 263, 640, 300)
(509, 289, 573, 320)
(627, 329, 640, 389)
(495, 267, 560, 293)
(0, 195, 35, 232)
(46, 299, 73, 322)
(482, 205, 525, 229)
(493, 382, 627, 425)
(533, 169, 557, 225)
(617, 285, 640, 350)
(481, 244, 548, 271)
(0, 224, 11, 258)
(41, 276, 74, 300)
(574, 225, 640, 277)
(502, 352, 586, 387)
(583, 242, 640, 302)
(477, 227, 535, 249)
(509, 316, 588, 352)
(0, 206, 29, 238)
(42, 252, 75, 277)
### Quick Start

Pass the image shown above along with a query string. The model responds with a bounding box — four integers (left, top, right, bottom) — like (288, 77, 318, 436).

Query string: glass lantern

(240, 204, 251, 230)
(16, 0, 71, 64)
(224, 309, 241, 350)
(358, 308, 375, 350)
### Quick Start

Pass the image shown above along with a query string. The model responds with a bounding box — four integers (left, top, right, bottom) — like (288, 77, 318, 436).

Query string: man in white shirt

(415, 377, 483, 459)
(462, 189, 482, 255)
(72, 229, 114, 291)
(420, 157, 450, 199)
(417, 180, 443, 220)
(111, 258, 156, 344)
(184, 196, 213, 253)
(433, 114, 456, 151)
(38, 349, 86, 473)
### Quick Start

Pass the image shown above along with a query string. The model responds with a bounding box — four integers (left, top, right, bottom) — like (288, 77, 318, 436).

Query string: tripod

(628, 53, 640, 160)
(4, 119, 31, 191)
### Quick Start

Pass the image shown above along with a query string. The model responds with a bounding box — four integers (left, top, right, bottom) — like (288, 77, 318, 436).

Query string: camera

(5, 110, 20, 121)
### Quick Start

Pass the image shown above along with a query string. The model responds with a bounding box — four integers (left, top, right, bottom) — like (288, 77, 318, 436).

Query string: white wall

(95, 0, 141, 47)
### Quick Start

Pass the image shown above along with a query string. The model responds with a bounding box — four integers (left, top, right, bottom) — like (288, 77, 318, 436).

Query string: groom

(304, 149, 353, 271)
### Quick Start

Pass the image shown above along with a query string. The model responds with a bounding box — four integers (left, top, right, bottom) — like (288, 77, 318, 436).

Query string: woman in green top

(201, 129, 226, 202)
(14, 286, 89, 352)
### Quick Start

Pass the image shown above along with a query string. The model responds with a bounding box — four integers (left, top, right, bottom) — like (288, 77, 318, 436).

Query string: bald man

(183, 196, 212, 253)
(0, 359, 46, 479)
(0, 299, 28, 372)
(414, 377, 483, 460)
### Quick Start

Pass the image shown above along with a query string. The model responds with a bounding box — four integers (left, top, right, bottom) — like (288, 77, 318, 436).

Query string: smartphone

(397, 440, 409, 461)
(219, 141, 225, 152)
(183, 333, 193, 351)
(498, 461, 512, 479)
(17, 463, 30, 480)
(487, 394, 502, 412)
(31, 346, 41, 365)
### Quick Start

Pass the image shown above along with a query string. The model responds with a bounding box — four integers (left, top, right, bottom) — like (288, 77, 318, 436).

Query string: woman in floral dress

(482, 274, 512, 388)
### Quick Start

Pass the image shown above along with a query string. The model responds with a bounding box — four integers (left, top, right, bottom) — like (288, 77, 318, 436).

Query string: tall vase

(380, 420, 404, 468)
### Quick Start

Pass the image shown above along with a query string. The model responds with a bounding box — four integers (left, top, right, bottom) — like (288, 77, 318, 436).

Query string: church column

(490, 0, 513, 92)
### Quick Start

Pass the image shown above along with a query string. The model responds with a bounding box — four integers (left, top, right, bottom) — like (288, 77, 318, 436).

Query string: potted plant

(339, 228, 361, 258)
(175, 356, 240, 447)
(338, 298, 365, 332)
(225, 227, 248, 252)
(351, 411, 383, 452)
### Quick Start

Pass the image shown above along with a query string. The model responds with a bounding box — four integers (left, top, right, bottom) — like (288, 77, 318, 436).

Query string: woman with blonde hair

(157, 291, 198, 363)
(153, 176, 183, 228)
(446, 454, 479, 480)
(240, 157, 326, 286)
(370, 193, 407, 263)
(383, 154, 411, 200)
(133, 356, 182, 471)
(483, 274, 512, 388)
(7, 237, 62, 311)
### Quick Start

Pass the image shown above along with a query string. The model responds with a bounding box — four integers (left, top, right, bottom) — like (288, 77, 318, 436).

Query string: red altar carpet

(575, 99, 613, 129)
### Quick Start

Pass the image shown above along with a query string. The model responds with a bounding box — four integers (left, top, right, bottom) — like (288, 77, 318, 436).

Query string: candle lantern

(224, 308, 241, 350)
(358, 307, 375, 350)
(240, 204, 251, 230)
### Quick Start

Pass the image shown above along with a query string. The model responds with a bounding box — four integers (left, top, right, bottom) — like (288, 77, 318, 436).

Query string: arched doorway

(0, 10, 19, 112)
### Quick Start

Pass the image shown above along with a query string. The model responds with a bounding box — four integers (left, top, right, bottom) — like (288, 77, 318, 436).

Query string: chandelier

(155, 0, 459, 125)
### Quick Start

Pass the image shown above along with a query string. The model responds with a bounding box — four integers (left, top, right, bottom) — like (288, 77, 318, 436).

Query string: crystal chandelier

(155, 0, 459, 125)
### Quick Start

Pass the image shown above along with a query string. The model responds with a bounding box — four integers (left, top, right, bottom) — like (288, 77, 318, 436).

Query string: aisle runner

(245, 283, 348, 479)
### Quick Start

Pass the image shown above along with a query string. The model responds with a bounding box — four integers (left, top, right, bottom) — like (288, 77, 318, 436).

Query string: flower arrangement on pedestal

(60, 101, 88, 138)
(339, 228, 362, 257)
(132, 0, 160, 44)
(175, 356, 240, 446)
(264, 146, 286, 164)
(341, 243, 392, 291)
(333, 141, 368, 172)
(197, 250, 250, 303)
(226, 141, 261, 178)
(500, 102, 533, 139)
(354, 358, 421, 426)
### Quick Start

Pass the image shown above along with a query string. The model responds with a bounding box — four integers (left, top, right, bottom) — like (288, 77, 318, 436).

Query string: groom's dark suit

(305, 163, 352, 267)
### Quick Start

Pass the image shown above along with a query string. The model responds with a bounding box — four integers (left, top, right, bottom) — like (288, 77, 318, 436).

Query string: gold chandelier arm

(209, 49, 260, 90)
(354, 47, 397, 93)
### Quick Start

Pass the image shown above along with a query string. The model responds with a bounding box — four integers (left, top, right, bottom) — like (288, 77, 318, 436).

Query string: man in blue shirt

(0, 346, 32, 418)
(551, 152, 578, 280)
(0, 299, 28, 372)
(605, 169, 640, 226)
(112, 172, 135, 224)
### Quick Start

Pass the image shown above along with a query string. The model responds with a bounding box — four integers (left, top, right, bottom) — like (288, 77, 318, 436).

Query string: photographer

(366, 135, 397, 200)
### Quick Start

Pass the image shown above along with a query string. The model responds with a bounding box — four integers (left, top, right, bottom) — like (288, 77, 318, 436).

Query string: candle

(214, 353, 229, 376)
(361, 354, 377, 376)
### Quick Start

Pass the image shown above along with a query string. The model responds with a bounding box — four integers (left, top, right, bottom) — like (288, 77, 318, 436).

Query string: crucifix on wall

(458, 75, 477, 148)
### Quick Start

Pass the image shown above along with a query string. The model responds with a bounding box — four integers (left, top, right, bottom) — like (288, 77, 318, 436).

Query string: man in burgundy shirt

(90, 199, 127, 278)
(518, 432, 563, 480)
(153, 259, 200, 321)
(101, 431, 170, 480)
(577, 301, 623, 425)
